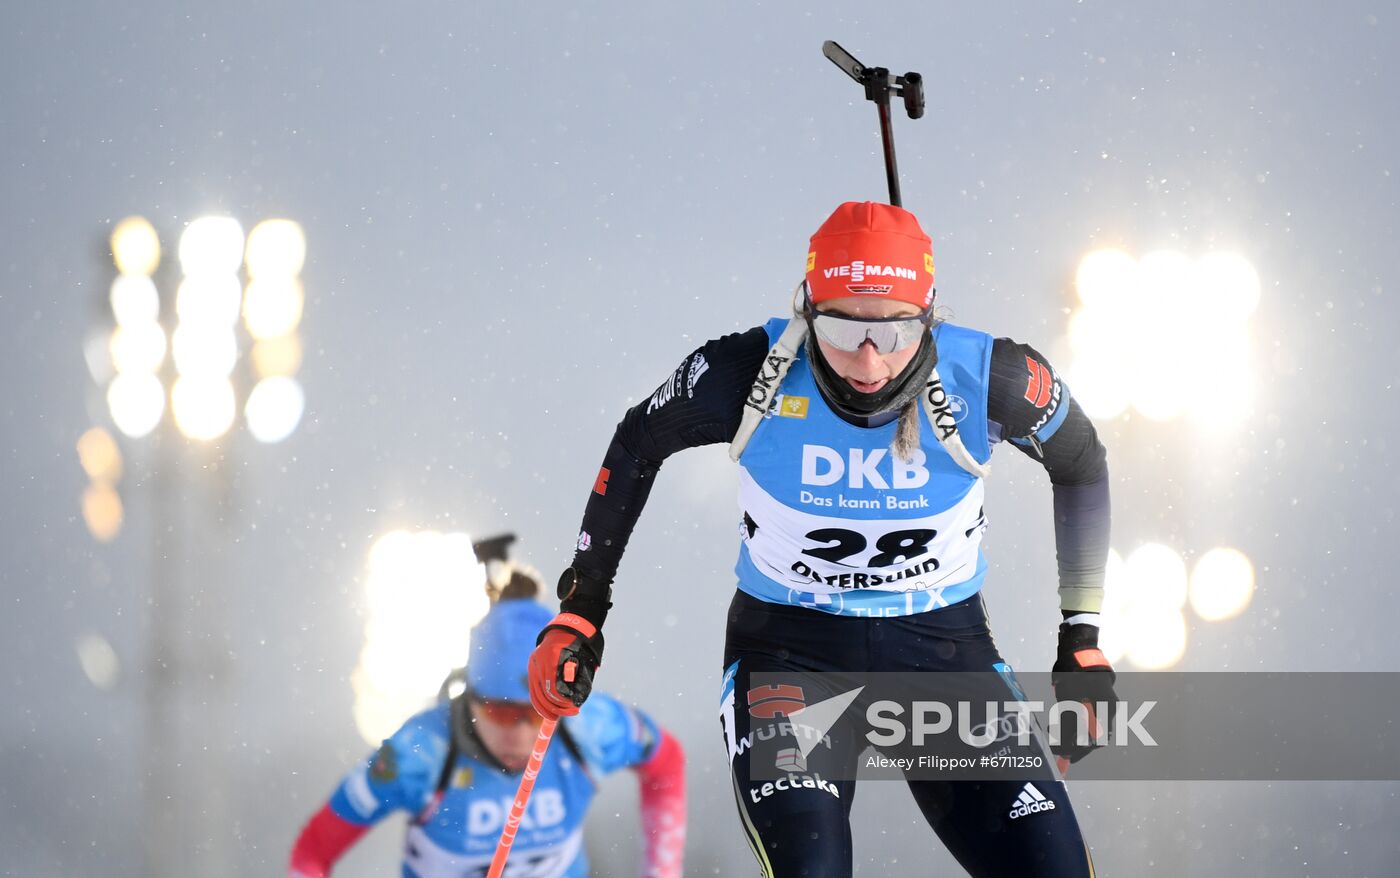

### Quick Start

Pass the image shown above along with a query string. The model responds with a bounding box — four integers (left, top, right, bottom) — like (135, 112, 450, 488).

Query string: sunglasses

(802, 282, 932, 354)
(470, 695, 543, 727)
(809, 309, 931, 354)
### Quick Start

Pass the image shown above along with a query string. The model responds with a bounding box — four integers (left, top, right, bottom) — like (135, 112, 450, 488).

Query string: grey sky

(2, 2, 1397, 875)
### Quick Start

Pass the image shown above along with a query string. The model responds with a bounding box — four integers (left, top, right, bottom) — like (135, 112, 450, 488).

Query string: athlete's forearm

(1039, 400, 1111, 613)
(287, 803, 369, 877)
(635, 730, 686, 878)
(989, 337, 1112, 613)
(1051, 477, 1111, 613)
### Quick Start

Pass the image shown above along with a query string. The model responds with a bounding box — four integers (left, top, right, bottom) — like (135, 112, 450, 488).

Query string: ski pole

(485, 717, 558, 878)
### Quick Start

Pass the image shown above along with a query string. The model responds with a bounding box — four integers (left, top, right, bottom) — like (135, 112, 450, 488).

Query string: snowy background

(2, 1, 1397, 875)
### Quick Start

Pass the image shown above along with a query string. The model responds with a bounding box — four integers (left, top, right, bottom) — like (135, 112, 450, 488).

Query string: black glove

(1050, 621, 1117, 767)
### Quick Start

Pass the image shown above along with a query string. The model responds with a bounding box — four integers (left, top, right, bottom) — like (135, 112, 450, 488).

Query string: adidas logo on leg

(1008, 782, 1056, 820)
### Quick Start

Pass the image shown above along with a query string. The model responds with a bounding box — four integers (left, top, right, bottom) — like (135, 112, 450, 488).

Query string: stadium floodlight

(1100, 547, 1190, 671)
(244, 219, 306, 279)
(81, 482, 124, 543)
(1136, 250, 1198, 311)
(109, 322, 168, 375)
(250, 335, 303, 379)
(1064, 247, 1261, 427)
(170, 376, 237, 441)
(110, 275, 161, 326)
(244, 376, 305, 444)
(1099, 540, 1257, 668)
(1189, 547, 1256, 622)
(77, 427, 123, 484)
(1096, 550, 1129, 664)
(90, 212, 309, 878)
(171, 324, 238, 379)
(1125, 542, 1188, 610)
(1123, 604, 1189, 670)
(1099, 544, 1192, 670)
(352, 530, 491, 745)
(106, 372, 166, 439)
(1074, 248, 1137, 308)
(242, 277, 305, 339)
(1197, 251, 1261, 322)
(1187, 331, 1255, 433)
(175, 274, 243, 327)
(111, 216, 161, 277)
(178, 216, 244, 277)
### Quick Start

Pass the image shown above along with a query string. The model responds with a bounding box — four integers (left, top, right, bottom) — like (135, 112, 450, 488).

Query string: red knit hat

(804, 201, 936, 309)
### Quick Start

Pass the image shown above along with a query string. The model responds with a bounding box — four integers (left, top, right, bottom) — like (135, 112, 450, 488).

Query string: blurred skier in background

(290, 563, 686, 877)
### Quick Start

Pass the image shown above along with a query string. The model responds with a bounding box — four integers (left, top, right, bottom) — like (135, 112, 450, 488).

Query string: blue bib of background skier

(328, 693, 657, 878)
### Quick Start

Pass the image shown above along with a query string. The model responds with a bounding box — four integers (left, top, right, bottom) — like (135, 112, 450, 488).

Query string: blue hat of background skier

(467, 598, 554, 703)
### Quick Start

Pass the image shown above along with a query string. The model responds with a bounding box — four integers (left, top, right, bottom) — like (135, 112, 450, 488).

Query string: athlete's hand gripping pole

(1050, 619, 1118, 775)
(485, 717, 559, 878)
(529, 568, 611, 722)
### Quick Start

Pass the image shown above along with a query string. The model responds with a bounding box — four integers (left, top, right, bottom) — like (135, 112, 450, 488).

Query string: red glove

(529, 612, 604, 721)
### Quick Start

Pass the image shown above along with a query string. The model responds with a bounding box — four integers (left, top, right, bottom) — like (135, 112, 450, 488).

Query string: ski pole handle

(485, 718, 558, 878)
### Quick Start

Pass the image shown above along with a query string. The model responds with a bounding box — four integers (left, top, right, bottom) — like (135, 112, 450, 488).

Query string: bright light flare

(81, 483, 124, 542)
(108, 322, 167, 375)
(178, 216, 245, 277)
(75, 633, 121, 690)
(1189, 547, 1256, 621)
(351, 667, 433, 747)
(1123, 605, 1188, 670)
(1126, 251, 1194, 421)
(242, 278, 305, 339)
(251, 335, 303, 378)
(1063, 356, 1131, 420)
(171, 376, 236, 441)
(1067, 303, 1128, 362)
(107, 373, 165, 438)
(111, 216, 160, 276)
(1097, 550, 1129, 664)
(1098, 544, 1191, 669)
(1128, 365, 1190, 422)
(1137, 250, 1199, 312)
(77, 427, 123, 483)
(110, 275, 160, 326)
(244, 377, 305, 443)
(1074, 248, 1137, 308)
(353, 530, 491, 745)
(245, 219, 306, 278)
(1197, 252, 1261, 322)
(171, 325, 238, 378)
(175, 275, 243, 327)
(1065, 248, 1260, 426)
(1125, 543, 1188, 609)
(1187, 331, 1255, 432)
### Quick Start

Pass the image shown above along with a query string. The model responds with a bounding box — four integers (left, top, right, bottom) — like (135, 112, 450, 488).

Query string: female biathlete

(528, 202, 1116, 877)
